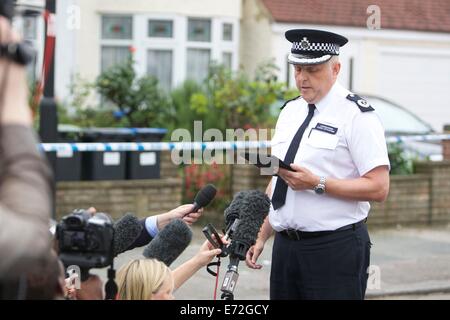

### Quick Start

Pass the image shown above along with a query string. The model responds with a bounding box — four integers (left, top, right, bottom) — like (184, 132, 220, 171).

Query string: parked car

(362, 94, 443, 161)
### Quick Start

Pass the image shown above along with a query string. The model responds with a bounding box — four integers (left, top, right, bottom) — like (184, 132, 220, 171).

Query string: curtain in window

(186, 48, 211, 83)
(101, 46, 131, 72)
(147, 49, 173, 91)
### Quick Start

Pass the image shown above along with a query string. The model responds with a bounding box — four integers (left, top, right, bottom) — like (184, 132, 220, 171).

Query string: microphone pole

(104, 262, 118, 300)
(105, 229, 117, 300)
(220, 240, 249, 300)
(220, 256, 240, 300)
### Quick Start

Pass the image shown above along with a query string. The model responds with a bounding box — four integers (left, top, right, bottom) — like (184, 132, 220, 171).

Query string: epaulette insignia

(346, 94, 374, 112)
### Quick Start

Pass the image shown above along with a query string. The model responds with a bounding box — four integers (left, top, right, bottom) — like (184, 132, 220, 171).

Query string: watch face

(315, 186, 325, 194)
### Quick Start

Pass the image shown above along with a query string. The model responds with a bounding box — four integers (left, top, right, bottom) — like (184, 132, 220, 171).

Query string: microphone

(220, 190, 271, 300)
(228, 190, 270, 260)
(112, 213, 143, 256)
(223, 191, 245, 230)
(187, 184, 217, 216)
(142, 219, 193, 266)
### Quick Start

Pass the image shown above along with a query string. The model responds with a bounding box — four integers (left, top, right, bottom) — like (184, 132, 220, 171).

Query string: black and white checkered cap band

(292, 42, 340, 55)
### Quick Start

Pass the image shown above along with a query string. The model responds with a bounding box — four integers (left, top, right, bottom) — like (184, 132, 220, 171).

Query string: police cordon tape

(39, 134, 450, 153)
(40, 134, 450, 152)
(40, 141, 271, 153)
(385, 134, 450, 144)
(40, 134, 450, 153)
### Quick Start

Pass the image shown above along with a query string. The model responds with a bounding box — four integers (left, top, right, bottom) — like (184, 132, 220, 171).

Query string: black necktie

(271, 104, 316, 210)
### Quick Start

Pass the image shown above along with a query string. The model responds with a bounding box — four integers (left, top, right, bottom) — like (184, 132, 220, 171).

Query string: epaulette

(346, 94, 374, 112)
(280, 95, 302, 110)
(347, 93, 375, 112)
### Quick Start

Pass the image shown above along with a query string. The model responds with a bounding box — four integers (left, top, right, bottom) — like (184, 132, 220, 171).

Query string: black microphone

(142, 219, 192, 266)
(228, 190, 270, 260)
(223, 191, 246, 232)
(112, 213, 143, 256)
(187, 184, 217, 216)
(221, 190, 271, 300)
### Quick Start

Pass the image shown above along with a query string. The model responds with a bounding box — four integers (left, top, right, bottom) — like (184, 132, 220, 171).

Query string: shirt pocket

(306, 128, 339, 150)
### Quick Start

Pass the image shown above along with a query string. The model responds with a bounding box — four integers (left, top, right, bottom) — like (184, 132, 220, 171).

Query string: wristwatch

(314, 176, 326, 195)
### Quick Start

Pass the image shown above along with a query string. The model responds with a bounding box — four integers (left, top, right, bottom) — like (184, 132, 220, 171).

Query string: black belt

(279, 219, 367, 241)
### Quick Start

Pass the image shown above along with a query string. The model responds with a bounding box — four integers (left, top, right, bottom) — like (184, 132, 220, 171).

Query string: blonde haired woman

(117, 240, 222, 300)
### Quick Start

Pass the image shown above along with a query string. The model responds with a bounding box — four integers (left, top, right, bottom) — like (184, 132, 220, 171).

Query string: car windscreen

(365, 96, 433, 135)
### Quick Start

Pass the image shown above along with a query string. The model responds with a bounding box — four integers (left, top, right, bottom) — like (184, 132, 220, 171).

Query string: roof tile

(262, 0, 450, 33)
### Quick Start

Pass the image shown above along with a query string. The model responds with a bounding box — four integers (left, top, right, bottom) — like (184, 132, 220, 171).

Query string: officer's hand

(245, 240, 264, 270)
(278, 164, 320, 191)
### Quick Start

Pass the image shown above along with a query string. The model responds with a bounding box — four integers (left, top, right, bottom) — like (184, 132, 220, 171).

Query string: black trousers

(270, 223, 372, 300)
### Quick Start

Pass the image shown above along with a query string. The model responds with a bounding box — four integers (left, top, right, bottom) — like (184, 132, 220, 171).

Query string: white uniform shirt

(269, 82, 390, 232)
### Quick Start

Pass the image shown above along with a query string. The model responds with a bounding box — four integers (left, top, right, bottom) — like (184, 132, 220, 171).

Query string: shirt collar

(314, 81, 343, 113)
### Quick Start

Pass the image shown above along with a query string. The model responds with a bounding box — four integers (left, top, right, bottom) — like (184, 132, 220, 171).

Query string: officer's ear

(330, 57, 341, 78)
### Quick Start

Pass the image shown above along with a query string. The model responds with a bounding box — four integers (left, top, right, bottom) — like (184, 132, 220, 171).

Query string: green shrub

(388, 142, 415, 175)
(96, 58, 171, 128)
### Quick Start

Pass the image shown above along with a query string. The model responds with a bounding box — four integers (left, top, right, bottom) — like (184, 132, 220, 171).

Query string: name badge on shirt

(314, 123, 338, 135)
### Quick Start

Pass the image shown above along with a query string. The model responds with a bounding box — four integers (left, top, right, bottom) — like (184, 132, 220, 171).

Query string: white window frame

(12, 14, 45, 81)
(99, 13, 240, 89)
(133, 14, 182, 88)
(99, 14, 134, 72)
(216, 17, 239, 70)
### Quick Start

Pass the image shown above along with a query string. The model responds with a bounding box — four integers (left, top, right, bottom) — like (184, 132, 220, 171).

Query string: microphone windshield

(142, 219, 192, 266)
(223, 191, 246, 228)
(229, 190, 271, 259)
(113, 213, 143, 256)
(194, 184, 217, 208)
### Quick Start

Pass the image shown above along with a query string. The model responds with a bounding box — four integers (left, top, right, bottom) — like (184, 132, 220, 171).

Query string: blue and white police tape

(385, 134, 450, 144)
(40, 134, 450, 153)
(40, 141, 272, 153)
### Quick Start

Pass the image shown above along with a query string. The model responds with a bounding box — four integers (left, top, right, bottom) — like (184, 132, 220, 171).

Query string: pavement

(92, 223, 450, 300)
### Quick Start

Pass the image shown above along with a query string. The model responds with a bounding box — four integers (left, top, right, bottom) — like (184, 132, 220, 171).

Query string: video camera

(56, 209, 115, 280)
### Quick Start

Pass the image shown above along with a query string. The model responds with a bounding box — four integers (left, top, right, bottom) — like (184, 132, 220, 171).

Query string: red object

(32, 10, 56, 117)
(262, 0, 450, 33)
(213, 258, 221, 300)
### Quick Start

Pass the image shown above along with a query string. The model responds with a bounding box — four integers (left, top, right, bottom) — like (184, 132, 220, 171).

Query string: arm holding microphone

(127, 184, 216, 251)
(124, 204, 203, 251)
(154, 204, 203, 230)
(172, 240, 223, 291)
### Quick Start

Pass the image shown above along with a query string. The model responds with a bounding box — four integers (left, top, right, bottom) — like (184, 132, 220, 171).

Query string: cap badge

(300, 37, 310, 49)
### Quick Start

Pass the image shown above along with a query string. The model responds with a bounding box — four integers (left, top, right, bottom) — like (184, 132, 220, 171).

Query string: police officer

(245, 29, 390, 300)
